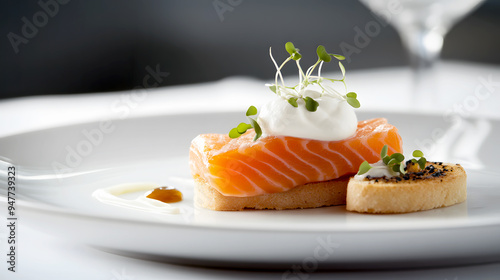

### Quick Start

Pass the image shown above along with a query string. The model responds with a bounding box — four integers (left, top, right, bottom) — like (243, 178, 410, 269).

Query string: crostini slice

(346, 161, 467, 213)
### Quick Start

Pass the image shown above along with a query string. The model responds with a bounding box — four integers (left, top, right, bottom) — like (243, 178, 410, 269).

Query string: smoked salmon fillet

(189, 118, 402, 197)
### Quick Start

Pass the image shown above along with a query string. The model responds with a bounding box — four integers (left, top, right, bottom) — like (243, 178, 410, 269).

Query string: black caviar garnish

(363, 161, 458, 183)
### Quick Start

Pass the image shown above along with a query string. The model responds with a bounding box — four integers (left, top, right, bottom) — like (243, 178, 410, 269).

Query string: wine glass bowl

(360, 0, 485, 102)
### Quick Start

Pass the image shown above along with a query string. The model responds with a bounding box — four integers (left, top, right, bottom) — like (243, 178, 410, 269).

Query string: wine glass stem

(399, 27, 444, 102)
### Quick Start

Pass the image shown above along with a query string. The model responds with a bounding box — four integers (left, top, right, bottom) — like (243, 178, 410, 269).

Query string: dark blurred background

(1, 0, 499, 100)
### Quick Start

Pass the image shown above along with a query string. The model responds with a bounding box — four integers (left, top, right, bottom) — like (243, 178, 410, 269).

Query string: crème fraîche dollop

(257, 90, 357, 141)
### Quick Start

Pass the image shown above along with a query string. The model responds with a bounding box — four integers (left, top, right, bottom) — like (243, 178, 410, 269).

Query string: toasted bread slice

(346, 162, 467, 213)
(194, 175, 350, 211)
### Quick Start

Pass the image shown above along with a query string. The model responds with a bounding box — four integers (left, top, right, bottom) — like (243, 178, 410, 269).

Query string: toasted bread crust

(194, 175, 349, 211)
(346, 163, 467, 213)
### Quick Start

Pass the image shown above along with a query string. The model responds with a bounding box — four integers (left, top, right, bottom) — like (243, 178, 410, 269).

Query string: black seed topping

(362, 162, 453, 183)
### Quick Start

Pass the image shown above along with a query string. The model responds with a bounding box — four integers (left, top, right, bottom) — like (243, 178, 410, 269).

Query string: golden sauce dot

(146, 186, 183, 203)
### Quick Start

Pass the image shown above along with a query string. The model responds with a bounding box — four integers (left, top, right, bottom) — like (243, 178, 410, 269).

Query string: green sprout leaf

(417, 157, 427, 170)
(392, 164, 401, 173)
(246, 105, 258, 116)
(378, 148, 407, 175)
(229, 105, 263, 141)
(248, 117, 262, 141)
(380, 145, 388, 159)
(383, 156, 391, 165)
(229, 127, 241, 139)
(304, 97, 319, 112)
(292, 52, 302, 60)
(269, 85, 277, 93)
(412, 150, 424, 157)
(316, 45, 331, 62)
(339, 61, 346, 78)
(237, 122, 252, 134)
(399, 162, 406, 174)
(387, 158, 398, 166)
(345, 92, 360, 108)
(285, 42, 297, 55)
(346, 97, 360, 108)
(288, 97, 298, 107)
(390, 153, 405, 163)
(357, 161, 372, 175)
(285, 42, 301, 60)
(346, 92, 357, 99)
(331, 54, 345, 60)
(408, 149, 426, 170)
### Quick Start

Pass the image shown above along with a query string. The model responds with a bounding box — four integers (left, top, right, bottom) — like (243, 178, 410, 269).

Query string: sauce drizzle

(146, 186, 183, 203)
(92, 183, 182, 214)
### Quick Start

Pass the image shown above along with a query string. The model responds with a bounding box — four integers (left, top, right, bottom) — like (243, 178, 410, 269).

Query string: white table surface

(1, 61, 500, 279)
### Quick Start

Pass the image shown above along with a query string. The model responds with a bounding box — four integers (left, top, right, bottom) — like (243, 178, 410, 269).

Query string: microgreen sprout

(411, 150, 427, 170)
(229, 42, 360, 141)
(229, 106, 262, 141)
(384, 151, 406, 174)
(373, 144, 406, 174)
(357, 145, 428, 176)
(304, 96, 319, 112)
(357, 161, 372, 175)
(267, 42, 360, 111)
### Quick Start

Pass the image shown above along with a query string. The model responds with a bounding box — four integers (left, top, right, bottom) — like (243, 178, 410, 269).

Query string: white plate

(1, 111, 500, 269)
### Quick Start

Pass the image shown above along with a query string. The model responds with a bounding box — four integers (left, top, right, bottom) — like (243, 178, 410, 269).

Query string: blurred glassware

(360, 0, 485, 104)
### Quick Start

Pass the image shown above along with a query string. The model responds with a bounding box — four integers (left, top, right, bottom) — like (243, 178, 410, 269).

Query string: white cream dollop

(354, 160, 399, 181)
(257, 90, 357, 141)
